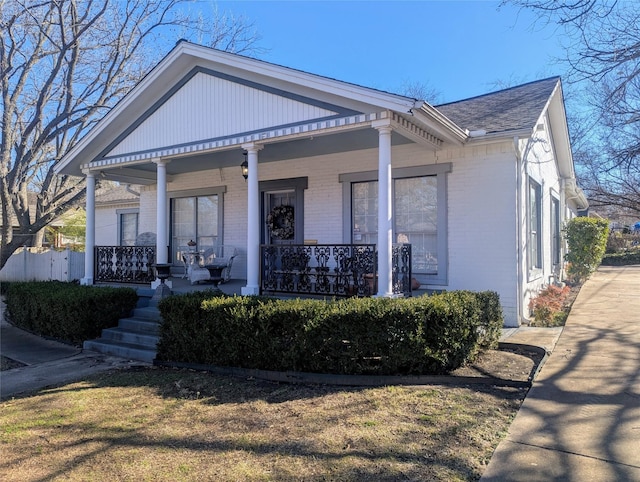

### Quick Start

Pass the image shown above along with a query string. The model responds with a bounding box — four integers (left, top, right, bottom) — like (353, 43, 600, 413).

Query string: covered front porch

(55, 42, 462, 300)
(80, 109, 437, 299)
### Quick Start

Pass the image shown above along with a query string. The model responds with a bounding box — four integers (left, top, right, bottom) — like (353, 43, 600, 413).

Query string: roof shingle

(436, 77, 560, 135)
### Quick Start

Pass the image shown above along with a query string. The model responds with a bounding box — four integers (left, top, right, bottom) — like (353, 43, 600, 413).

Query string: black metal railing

(95, 246, 156, 283)
(260, 243, 411, 297)
(392, 243, 412, 296)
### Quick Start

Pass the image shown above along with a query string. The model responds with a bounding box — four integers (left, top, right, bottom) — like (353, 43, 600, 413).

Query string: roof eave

(415, 104, 468, 145)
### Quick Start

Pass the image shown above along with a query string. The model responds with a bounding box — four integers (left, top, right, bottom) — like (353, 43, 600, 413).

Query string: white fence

(0, 247, 84, 282)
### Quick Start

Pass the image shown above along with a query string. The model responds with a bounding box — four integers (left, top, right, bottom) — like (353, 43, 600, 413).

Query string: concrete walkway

(482, 265, 640, 481)
(0, 300, 145, 399)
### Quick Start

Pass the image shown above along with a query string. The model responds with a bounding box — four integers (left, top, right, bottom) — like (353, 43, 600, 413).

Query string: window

(395, 177, 439, 274)
(352, 181, 378, 244)
(529, 179, 542, 270)
(341, 164, 450, 284)
(118, 210, 138, 246)
(171, 194, 219, 252)
(551, 196, 561, 267)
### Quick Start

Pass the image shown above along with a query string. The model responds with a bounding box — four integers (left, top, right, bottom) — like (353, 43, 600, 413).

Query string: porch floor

(97, 276, 247, 296)
(98, 276, 430, 298)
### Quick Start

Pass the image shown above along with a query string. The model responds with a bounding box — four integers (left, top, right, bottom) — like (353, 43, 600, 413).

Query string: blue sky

(215, 0, 566, 104)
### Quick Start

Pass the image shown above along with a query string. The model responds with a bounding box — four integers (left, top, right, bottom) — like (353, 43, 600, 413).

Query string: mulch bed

(450, 344, 545, 383)
(155, 343, 545, 389)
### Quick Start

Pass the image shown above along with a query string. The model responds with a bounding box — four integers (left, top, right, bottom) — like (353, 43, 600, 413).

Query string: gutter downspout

(559, 178, 567, 282)
(514, 137, 525, 326)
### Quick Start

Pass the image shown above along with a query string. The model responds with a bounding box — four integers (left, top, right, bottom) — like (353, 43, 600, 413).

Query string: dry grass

(0, 367, 525, 481)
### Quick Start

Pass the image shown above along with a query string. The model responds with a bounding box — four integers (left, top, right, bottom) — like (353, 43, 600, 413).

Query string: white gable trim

(83, 111, 447, 171)
(56, 42, 438, 177)
(106, 67, 362, 158)
(176, 43, 422, 113)
(84, 112, 383, 170)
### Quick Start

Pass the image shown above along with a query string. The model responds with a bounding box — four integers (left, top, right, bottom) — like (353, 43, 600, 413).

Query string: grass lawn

(0, 367, 525, 481)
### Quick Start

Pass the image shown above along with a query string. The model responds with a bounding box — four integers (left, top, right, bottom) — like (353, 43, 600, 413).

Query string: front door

(265, 190, 297, 244)
(260, 177, 308, 245)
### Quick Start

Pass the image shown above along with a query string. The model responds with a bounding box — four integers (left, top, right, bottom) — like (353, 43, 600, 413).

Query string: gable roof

(95, 184, 140, 205)
(54, 41, 470, 178)
(436, 77, 560, 135)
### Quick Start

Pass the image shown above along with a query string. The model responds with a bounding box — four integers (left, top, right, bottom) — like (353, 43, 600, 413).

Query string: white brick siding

(94, 129, 568, 327)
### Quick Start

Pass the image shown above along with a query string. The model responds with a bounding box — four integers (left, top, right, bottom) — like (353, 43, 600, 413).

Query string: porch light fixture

(240, 152, 249, 180)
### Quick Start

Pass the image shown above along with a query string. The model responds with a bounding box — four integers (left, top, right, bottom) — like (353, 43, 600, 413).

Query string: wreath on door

(266, 205, 295, 240)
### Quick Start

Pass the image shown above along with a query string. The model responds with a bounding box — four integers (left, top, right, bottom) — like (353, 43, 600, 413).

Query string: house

(55, 40, 588, 327)
(94, 182, 142, 246)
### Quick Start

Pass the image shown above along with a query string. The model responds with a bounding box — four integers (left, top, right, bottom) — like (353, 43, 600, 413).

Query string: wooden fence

(0, 247, 84, 282)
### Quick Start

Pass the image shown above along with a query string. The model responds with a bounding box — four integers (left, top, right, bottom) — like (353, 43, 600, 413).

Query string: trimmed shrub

(528, 284, 570, 327)
(601, 249, 640, 266)
(156, 290, 504, 376)
(563, 217, 609, 283)
(4, 281, 138, 345)
(0, 282, 11, 296)
(474, 291, 504, 349)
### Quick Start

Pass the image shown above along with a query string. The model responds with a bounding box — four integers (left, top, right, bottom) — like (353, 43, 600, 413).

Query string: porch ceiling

(96, 128, 414, 185)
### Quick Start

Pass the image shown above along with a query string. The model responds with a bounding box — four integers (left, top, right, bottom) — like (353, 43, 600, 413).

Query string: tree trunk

(33, 229, 45, 248)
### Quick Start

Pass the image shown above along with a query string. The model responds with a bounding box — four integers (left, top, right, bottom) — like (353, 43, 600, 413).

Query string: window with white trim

(169, 187, 226, 264)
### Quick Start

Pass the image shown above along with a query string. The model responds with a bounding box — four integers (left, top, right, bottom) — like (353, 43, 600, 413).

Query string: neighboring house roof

(95, 183, 140, 206)
(436, 77, 560, 135)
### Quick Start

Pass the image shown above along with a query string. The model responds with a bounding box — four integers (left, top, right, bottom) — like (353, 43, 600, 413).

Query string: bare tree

(0, 0, 261, 269)
(399, 79, 442, 104)
(505, 1, 640, 216)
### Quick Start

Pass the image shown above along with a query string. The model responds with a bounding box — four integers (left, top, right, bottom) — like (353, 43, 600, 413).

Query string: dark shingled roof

(435, 77, 560, 135)
(96, 184, 140, 204)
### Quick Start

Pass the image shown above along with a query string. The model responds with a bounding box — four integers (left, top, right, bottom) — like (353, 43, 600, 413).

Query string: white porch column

(154, 158, 170, 264)
(241, 143, 263, 295)
(373, 121, 394, 297)
(81, 170, 96, 285)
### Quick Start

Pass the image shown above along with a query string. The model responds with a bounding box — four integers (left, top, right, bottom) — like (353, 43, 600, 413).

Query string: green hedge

(601, 249, 640, 266)
(564, 217, 609, 283)
(156, 290, 503, 375)
(4, 281, 138, 345)
(0, 282, 11, 296)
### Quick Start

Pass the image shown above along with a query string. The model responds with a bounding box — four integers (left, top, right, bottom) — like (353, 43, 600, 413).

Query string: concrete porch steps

(83, 289, 162, 363)
(83, 339, 158, 363)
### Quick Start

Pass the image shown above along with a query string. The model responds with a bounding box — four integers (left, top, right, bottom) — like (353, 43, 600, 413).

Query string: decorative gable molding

(107, 69, 352, 158)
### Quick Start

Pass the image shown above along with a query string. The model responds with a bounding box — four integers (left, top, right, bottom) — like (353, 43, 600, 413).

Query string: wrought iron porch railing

(260, 243, 412, 297)
(95, 246, 156, 284)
